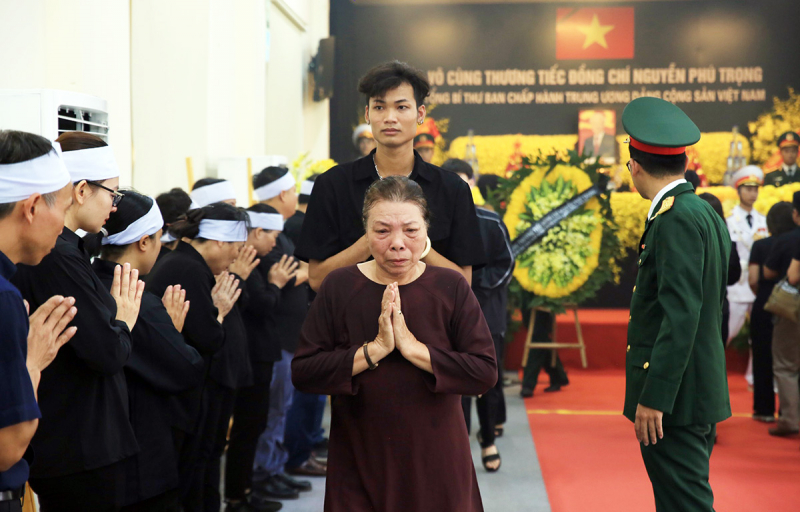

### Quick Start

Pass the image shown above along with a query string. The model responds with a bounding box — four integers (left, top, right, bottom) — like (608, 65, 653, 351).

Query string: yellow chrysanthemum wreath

(503, 165, 603, 298)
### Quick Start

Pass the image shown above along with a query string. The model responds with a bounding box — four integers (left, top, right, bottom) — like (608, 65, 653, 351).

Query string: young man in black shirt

(296, 61, 486, 290)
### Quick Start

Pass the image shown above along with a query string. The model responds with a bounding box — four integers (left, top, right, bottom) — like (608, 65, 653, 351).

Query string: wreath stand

(521, 305, 588, 369)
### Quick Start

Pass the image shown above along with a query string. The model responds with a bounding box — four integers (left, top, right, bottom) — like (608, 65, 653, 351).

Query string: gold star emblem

(578, 14, 615, 49)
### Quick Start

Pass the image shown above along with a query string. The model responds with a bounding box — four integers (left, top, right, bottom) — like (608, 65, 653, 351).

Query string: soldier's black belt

(510, 174, 609, 258)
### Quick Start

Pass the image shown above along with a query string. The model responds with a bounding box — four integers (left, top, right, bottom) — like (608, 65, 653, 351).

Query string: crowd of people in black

(0, 61, 519, 512)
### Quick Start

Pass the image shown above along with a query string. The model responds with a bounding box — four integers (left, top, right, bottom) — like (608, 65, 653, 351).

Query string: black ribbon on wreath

(510, 174, 610, 258)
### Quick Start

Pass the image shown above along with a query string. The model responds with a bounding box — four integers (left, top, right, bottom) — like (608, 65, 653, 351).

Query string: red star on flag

(556, 7, 635, 60)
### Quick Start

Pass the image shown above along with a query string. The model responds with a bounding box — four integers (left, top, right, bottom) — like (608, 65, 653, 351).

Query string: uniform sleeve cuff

(638, 375, 680, 414)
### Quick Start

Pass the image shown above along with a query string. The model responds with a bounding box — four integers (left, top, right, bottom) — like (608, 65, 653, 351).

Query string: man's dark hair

(767, 201, 795, 236)
(55, 131, 107, 151)
(253, 166, 290, 189)
(156, 188, 193, 225)
(630, 146, 687, 179)
(298, 173, 320, 205)
(441, 158, 474, 180)
(477, 174, 500, 201)
(358, 61, 430, 108)
(0, 130, 61, 219)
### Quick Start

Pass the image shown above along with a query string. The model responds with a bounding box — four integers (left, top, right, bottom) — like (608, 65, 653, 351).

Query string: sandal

(482, 452, 502, 472)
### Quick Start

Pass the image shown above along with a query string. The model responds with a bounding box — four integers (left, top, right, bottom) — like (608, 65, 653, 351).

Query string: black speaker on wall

(311, 36, 335, 102)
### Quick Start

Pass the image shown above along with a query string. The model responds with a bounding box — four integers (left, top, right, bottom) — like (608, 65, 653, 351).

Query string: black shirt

(750, 237, 779, 310)
(0, 250, 40, 491)
(284, 210, 305, 247)
(265, 234, 309, 354)
(472, 208, 515, 336)
(146, 241, 226, 431)
(92, 258, 204, 503)
(240, 259, 283, 376)
(295, 150, 486, 268)
(765, 226, 800, 278)
(11, 228, 139, 478)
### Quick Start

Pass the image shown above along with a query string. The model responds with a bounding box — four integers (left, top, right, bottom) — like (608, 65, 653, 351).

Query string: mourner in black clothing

(443, 159, 514, 473)
(698, 193, 742, 343)
(283, 174, 318, 246)
(11, 132, 144, 512)
(156, 187, 193, 253)
(90, 191, 204, 511)
(749, 202, 794, 421)
(146, 203, 247, 512)
(0, 130, 77, 511)
(296, 61, 486, 291)
(225, 204, 299, 512)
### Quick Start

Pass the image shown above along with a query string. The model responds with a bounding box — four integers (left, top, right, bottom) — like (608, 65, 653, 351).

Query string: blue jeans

(284, 391, 327, 469)
(253, 351, 294, 478)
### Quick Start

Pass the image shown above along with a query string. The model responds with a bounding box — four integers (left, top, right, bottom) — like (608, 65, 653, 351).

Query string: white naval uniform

(726, 204, 768, 341)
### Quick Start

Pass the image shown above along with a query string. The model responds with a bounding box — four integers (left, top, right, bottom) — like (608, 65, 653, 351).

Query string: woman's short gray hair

(362, 176, 431, 229)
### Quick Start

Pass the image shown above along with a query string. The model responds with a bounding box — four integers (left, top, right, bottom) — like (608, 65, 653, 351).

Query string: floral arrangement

(290, 153, 337, 182)
(493, 151, 621, 312)
(753, 183, 800, 216)
(748, 88, 800, 167)
(448, 135, 579, 177)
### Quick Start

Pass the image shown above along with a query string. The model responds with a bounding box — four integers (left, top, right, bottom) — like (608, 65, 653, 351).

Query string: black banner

(330, 0, 800, 163)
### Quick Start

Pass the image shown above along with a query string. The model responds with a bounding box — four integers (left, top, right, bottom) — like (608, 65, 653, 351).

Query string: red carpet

(525, 370, 800, 512)
(506, 308, 749, 373)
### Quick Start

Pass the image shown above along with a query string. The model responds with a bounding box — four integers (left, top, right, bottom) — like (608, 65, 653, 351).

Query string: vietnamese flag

(556, 7, 634, 60)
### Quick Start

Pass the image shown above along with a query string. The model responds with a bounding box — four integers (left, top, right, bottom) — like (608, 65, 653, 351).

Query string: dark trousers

(640, 423, 717, 512)
(284, 390, 327, 469)
(120, 489, 179, 512)
(31, 459, 127, 512)
(183, 380, 236, 512)
(225, 364, 274, 501)
(522, 310, 569, 390)
(751, 308, 776, 416)
(475, 332, 506, 448)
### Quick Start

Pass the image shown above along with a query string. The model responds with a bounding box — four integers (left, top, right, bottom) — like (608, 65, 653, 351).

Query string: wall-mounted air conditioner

(0, 89, 109, 142)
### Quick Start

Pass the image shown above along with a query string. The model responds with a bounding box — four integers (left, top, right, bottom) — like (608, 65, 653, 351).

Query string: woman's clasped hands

(372, 283, 423, 361)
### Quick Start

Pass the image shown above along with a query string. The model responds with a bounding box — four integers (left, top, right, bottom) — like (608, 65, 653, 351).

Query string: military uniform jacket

(726, 204, 767, 303)
(763, 166, 800, 187)
(624, 182, 732, 427)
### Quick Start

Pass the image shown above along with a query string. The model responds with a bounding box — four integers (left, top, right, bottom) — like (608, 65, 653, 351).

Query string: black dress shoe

(225, 497, 283, 512)
(544, 384, 562, 393)
(520, 387, 534, 398)
(274, 472, 312, 492)
(252, 475, 300, 500)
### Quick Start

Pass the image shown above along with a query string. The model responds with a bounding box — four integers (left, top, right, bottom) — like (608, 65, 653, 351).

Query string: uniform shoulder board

(651, 196, 675, 221)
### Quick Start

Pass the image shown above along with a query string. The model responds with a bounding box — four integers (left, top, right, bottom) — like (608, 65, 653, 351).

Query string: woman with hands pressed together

(88, 190, 205, 511)
(145, 202, 247, 511)
(11, 132, 144, 511)
(292, 177, 497, 512)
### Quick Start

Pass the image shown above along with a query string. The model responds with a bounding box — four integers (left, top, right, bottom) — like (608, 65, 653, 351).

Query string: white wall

(0, 0, 330, 196)
(0, 0, 133, 186)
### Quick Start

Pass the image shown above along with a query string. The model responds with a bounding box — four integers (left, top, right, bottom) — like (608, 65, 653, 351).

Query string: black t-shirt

(295, 149, 486, 268)
(750, 237, 778, 310)
(283, 210, 305, 247)
(765, 226, 800, 278)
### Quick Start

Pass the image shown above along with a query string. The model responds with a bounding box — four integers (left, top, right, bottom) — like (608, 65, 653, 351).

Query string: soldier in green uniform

(622, 97, 732, 512)
(763, 131, 800, 187)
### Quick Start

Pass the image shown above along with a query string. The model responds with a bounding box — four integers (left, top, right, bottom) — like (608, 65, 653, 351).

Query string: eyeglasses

(87, 181, 124, 207)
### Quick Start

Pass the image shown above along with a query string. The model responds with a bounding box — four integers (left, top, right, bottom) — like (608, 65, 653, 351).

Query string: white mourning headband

(197, 219, 248, 242)
(61, 145, 120, 182)
(190, 181, 237, 207)
(247, 211, 284, 231)
(0, 142, 71, 202)
(254, 173, 295, 201)
(161, 231, 177, 243)
(300, 180, 314, 196)
(102, 198, 164, 246)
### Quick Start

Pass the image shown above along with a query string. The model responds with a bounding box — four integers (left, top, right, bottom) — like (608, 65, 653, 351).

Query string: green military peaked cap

(622, 97, 701, 155)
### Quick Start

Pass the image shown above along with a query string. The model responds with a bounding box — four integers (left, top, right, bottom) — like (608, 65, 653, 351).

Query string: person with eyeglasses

(11, 132, 145, 512)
